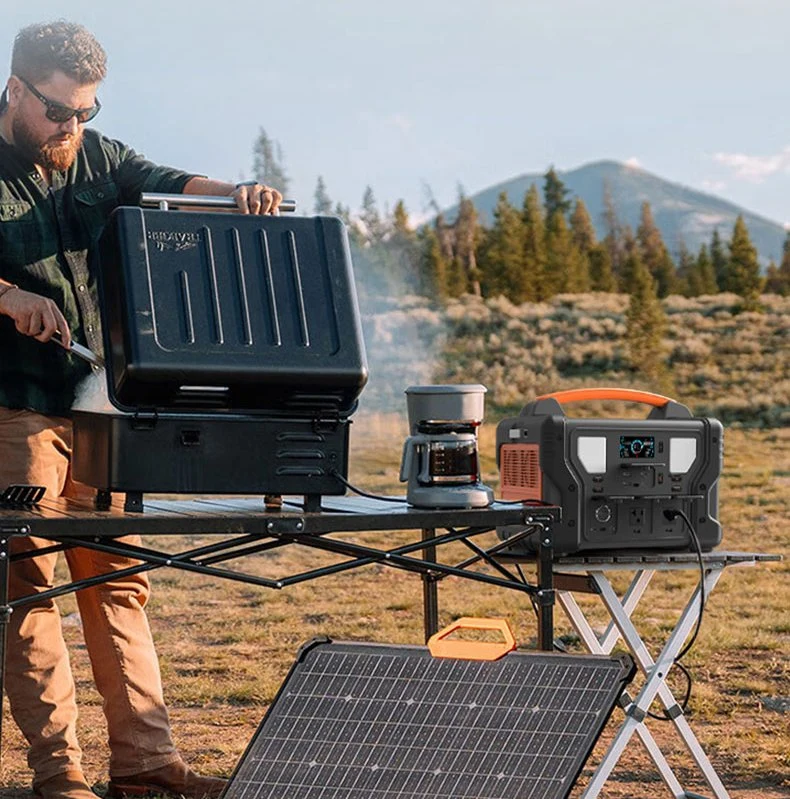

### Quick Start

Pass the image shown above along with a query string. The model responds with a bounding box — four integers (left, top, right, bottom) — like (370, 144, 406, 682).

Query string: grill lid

(94, 206, 368, 415)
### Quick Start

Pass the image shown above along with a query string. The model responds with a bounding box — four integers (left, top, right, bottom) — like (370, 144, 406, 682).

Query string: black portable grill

(72, 196, 368, 511)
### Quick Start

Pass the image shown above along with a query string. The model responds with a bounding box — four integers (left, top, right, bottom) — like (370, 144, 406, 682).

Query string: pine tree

(252, 128, 290, 195)
(313, 175, 332, 214)
(521, 184, 546, 302)
(588, 243, 618, 292)
(569, 198, 597, 255)
(625, 251, 669, 388)
(693, 244, 718, 295)
(545, 211, 587, 296)
(764, 232, 790, 295)
(602, 182, 625, 278)
(710, 228, 728, 291)
(359, 186, 384, 245)
(675, 241, 696, 296)
(478, 192, 528, 301)
(637, 202, 677, 297)
(391, 200, 411, 238)
(383, 200, 421, 293)
(543, 167, 572, 219)
(618, 231, 640, 294)
(726, 215, 763, 310)
(454, 193, 482, 296)
(418, 225, 449, 299)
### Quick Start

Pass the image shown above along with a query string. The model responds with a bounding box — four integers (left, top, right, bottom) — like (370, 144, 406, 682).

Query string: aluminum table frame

(494, 549, 781, 799)
(0, 493, 561, 770)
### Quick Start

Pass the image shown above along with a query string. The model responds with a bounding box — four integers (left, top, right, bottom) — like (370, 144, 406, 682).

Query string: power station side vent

(500, 443, 542, 500)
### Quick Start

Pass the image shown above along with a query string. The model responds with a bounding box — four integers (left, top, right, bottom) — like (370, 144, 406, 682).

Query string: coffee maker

(399, 385, 494, 508)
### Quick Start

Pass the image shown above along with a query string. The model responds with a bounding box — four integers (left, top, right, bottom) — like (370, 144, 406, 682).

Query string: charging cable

(646, 507, 707, 720)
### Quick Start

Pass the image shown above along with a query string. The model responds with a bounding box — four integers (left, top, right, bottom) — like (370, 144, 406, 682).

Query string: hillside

(358, 292, 790, 426)
(443, 160, 787, 267)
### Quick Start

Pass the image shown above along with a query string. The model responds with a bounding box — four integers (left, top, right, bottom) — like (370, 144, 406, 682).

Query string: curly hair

(11, 20, 107, 85)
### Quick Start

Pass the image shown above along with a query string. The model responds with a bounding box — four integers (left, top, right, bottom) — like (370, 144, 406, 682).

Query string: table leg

(599, 569, 654, 652)
(594, 568, 731, 799)
(536, 523, 555, 651)
(421, 528, 438, 641)
(558, 589, 687, 798)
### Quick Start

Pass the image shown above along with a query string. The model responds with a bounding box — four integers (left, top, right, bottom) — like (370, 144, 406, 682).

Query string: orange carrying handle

(536, 388, 674, 408)
(428, 617, 516, 662)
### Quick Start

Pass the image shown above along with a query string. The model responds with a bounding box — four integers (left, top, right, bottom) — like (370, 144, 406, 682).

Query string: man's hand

(0, 288, 70, 347)
(232, 182, 283, 215)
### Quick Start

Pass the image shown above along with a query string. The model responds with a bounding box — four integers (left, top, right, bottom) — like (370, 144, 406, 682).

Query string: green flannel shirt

(0, 127, 198, 415)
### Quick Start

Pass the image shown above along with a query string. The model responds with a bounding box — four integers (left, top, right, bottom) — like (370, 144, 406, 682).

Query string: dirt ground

(1, 422, 788, 798)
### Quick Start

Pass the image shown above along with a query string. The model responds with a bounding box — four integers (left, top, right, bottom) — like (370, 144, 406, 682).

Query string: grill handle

(140, 193, 297, 213)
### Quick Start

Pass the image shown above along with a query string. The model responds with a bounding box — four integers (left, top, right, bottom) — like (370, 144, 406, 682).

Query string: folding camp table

(490, 550, 782, 799)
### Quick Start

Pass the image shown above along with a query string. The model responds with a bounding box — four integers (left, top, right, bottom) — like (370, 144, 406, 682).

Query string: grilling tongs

(52, 330, 105, 369)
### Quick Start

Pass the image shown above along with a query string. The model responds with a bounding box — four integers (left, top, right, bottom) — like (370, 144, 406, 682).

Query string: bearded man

(0, 20, 281, 799)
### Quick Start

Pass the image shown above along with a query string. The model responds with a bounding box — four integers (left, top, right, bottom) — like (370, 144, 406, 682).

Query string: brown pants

(0, 407, 178, 782)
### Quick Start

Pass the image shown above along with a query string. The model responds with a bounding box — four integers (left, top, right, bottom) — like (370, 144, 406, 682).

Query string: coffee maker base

(406, 483, 494, 509)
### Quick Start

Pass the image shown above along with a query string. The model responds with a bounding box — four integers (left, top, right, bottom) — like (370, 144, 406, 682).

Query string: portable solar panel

(224, 639, 635, 799)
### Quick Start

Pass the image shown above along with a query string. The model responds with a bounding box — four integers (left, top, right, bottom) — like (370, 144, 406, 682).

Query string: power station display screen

(620, 435, 655, 459)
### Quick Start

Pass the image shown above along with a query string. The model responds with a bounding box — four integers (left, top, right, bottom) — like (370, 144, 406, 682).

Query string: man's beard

(12, 114, 83, 171)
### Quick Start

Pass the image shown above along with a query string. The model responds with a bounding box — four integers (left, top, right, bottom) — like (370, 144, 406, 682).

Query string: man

(0, 21, 282, 799)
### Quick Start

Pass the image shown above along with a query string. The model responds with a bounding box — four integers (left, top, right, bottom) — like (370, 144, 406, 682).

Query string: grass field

(1, 414, 788, 798)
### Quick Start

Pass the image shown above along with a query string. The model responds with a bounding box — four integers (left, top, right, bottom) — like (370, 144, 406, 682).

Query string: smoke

(351, 241, 446, 414)
(71, 369, 116, 413)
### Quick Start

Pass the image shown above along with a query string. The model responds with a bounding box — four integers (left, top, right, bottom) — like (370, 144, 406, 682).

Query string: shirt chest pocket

(74, 182, 120, 245)
(0, 200, 36, 264)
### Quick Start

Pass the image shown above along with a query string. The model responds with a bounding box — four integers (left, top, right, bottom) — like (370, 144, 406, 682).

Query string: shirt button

(97, 191, 104, 198)
(78, 285, 86, 292)
(87, 324, 94, 333)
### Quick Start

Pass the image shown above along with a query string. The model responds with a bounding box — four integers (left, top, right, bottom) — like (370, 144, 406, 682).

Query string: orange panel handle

(428, 617, 516, 661)
(537, 388, 674, 407)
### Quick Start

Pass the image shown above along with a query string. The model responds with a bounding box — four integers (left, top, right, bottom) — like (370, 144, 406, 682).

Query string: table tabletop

(0, 494, 558, 537)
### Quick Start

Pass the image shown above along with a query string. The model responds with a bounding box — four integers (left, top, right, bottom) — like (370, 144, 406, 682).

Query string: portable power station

(496, 388, 723, 556)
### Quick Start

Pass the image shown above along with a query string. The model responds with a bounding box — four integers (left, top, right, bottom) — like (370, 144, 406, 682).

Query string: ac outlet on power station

(629, 507, 646, 527)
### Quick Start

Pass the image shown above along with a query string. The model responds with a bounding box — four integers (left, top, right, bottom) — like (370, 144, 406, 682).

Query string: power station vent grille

(500, 443, 541, 500)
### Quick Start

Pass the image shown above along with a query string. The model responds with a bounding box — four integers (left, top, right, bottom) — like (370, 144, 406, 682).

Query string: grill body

(72, 207, 366, 502)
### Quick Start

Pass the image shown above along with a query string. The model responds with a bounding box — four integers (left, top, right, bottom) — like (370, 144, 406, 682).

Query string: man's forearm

(181, 177, 282, 215)
(182, 177, 235, 197)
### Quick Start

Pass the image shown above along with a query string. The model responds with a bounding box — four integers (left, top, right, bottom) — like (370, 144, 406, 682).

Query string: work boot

(33, 770, 98, 799)
(106, 758, 227, 799)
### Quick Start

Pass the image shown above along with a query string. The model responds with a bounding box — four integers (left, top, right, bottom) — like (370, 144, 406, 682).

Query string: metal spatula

(52, 330, 104, 368)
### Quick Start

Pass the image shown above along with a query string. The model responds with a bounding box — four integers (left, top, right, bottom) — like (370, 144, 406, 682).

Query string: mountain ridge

(443, 160, 787, 267)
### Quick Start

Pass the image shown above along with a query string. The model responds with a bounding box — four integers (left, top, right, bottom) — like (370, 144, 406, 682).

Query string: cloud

(701, 179, 727, 193)
(712, 145, 790, 182)
(624, 156, 641, 168)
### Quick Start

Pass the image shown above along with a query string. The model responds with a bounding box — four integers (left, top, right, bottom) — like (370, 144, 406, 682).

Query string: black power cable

(645, 507, 707, 721)
(330, 471, 409, 503)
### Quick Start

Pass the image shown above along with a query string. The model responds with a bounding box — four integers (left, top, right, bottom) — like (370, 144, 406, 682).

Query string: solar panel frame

(223, 639, 634, 799)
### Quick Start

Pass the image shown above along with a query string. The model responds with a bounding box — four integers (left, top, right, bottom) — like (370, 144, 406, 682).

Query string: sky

(3, 0, 790, 226)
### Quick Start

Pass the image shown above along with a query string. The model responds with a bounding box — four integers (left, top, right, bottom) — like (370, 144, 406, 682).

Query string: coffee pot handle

(399, 436, 416, 482)
(400, 435, 429, 482)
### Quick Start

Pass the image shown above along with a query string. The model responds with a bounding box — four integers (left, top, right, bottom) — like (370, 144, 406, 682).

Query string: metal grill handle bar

(140, 192, 297, 213)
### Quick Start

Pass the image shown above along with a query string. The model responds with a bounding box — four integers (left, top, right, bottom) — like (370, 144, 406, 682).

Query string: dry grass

(360, 292, 790, 428)
(1, 415, 788, 798)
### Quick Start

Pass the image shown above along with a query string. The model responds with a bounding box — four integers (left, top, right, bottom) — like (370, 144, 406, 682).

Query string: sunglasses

(18, 76, 101, 124)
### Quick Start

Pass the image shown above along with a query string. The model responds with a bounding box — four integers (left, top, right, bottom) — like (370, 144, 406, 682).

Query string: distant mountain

(443, 160, 787, 267)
